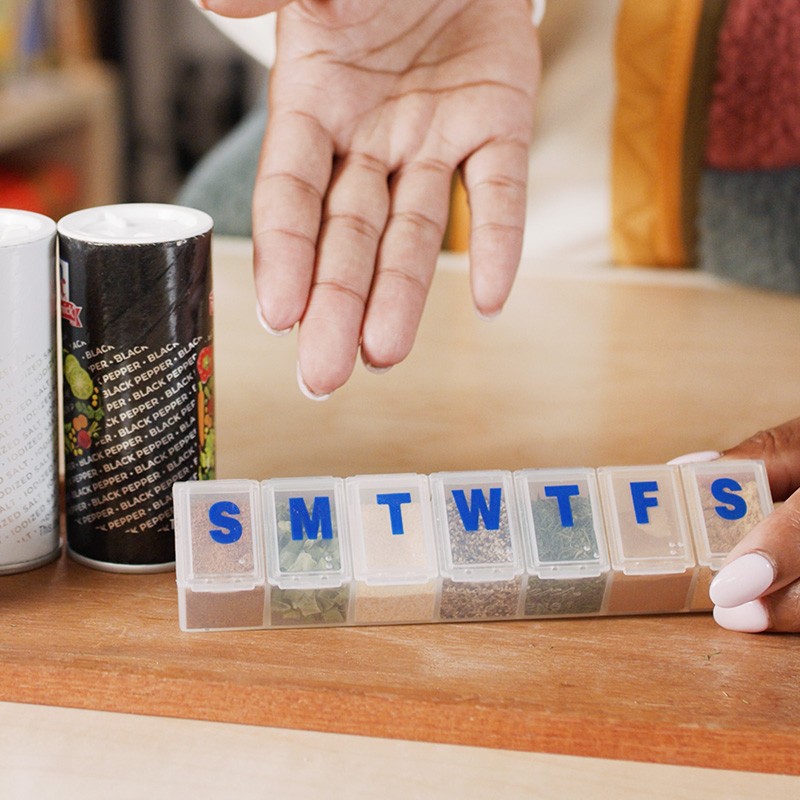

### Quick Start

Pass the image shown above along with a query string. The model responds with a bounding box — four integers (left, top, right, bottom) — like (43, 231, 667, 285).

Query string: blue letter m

(288, 496, 333, 541)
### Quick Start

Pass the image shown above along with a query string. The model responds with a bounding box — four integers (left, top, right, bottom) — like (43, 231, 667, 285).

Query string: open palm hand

(208, 0, 540, 397)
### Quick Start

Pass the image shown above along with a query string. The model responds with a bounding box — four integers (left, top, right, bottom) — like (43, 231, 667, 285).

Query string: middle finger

(297, 151, 390, 398)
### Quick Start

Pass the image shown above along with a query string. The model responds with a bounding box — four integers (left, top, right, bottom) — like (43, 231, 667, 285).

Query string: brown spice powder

(606, 570, 694, 615)
(183, 587, 266, 630)
(189, 493, 255, 578)
(689, 567, 714, 612)
(353, 581, 437, 624)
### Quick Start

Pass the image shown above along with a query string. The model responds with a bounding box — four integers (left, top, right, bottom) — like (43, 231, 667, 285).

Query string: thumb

(722, 417, 800, 502)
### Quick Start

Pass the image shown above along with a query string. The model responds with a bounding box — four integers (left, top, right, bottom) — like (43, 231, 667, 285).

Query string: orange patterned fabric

(610, 0, 703, 267)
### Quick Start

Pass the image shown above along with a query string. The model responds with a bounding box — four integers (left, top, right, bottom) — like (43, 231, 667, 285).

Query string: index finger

(722, 416, 800, 502)
(252, 107, 333, 333)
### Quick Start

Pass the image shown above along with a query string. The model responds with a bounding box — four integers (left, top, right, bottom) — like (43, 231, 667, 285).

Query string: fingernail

(361, 351, 391, 375)
(256, 303, 293, 337)
(296, 363, 331, 402)
(364, 362, 391, 375)
(476, 306, 502, 322)
(667, 451, 721, 466)
(713, 600, 769, 633)
(709, 552, 775, 608)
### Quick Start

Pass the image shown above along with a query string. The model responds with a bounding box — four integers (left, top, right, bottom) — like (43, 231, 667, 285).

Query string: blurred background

(0, 0, 267, 220)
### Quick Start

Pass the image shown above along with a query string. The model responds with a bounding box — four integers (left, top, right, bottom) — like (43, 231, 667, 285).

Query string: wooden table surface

(2, 241, 800, 780)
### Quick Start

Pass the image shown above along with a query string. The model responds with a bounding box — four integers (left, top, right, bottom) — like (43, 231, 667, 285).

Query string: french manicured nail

(667, 451, 721, 466)
(364, 362, 391, 375)
(296, 363, 331, 402)
(256, 303, 292, 337)
(713, 600, 769, 633)
(476, 306, 502, 322)
(361, 352, 391, 375)
(710, 552, 775, 608)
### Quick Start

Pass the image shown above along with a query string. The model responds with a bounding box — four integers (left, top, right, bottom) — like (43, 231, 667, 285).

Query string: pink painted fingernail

(256, 303, 293, 337)
(296, 363, 331, 402)
(709, 552, 775, 608)
(667, 451, 721, 465)
(713, 600, 769, 633)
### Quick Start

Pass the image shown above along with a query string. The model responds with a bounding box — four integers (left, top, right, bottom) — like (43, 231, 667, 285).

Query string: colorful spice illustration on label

(63, 352, 104, 456)
(197, 344, 215, 480)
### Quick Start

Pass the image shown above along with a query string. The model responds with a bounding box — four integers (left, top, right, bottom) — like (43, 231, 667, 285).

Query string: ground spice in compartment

(351, 491, 436, 623)
(183, 587, 265, 630)
(353, 581, 437, 624)
(357, 501, 427, 572)
(190, 494, 254, 577)
(689, 567, 714, 612)
(530, 493, 599, 563)
(606, 571, 694, 615)
(524, 574, 607, 617)
(438, 577, 522, 620)
(699, 478, 765, 555)
(183, 494, 264, 629)
(445, 489, 512, 566)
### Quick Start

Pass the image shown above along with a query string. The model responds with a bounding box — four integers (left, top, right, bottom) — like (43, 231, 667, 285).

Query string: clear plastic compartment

(597, 465, 695, 614)
(262, 476, 352, 627)
(430, 471, 524, 621)
(514, 468, 610, 618)
(173, 480, 266, 631)
(680, 459, 773, 610)
(346, 473, 439, 624)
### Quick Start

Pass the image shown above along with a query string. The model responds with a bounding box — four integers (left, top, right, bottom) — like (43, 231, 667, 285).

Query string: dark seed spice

(445, 490, 513, 566)
(438, 577, 522, 620)
(523, 574, 607, 617)
(530, 493, 599, 564)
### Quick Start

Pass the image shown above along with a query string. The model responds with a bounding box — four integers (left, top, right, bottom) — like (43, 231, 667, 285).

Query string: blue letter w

(451, 488, 502, 531)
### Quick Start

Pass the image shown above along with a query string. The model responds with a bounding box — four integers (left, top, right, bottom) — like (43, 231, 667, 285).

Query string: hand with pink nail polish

(706, 417, 800, 633)
(203, 0, 540, 398)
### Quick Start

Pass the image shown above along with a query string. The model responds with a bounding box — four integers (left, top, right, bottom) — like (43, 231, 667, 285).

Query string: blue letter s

(208, 501, 243, 544)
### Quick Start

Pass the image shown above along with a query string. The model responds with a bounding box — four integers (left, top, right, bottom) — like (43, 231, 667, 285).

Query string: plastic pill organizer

(172, 460, 771, 631)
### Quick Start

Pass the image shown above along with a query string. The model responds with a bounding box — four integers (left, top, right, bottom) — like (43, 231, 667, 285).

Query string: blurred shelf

(0, 61, 122, 213)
